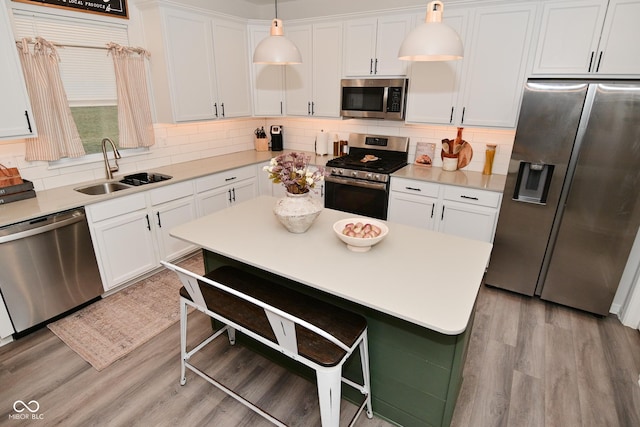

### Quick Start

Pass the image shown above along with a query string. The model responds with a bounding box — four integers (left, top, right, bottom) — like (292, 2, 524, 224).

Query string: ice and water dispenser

(513, 162, 554, 204)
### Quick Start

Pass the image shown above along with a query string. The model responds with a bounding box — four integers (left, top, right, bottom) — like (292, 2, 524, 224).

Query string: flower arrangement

(263, 152, 325, 194)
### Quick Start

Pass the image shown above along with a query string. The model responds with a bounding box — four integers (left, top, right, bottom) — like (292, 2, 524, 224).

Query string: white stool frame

(161, 261, 373, 427)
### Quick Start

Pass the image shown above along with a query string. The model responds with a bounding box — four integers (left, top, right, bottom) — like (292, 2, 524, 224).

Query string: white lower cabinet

(87, 181, 196, 291)
(86, 193, 158, 291)
(388, 177, 502, 243)
(149, 182, 198, 261)
(195, 165, 257, 216)
(388, 179, 439, 230)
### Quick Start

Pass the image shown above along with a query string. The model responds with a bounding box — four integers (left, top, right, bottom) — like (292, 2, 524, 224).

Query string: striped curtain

(107, 43, 155, 148)
(16, 37, 85, 161)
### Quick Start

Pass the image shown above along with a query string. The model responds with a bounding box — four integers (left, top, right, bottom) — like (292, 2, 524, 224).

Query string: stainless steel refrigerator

(485, 80, 640, 315)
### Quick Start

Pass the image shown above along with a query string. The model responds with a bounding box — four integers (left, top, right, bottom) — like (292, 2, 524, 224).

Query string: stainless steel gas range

(324, 133, 409, 220)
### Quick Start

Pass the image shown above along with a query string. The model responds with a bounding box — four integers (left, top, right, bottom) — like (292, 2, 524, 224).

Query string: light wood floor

(451, 284, 640, 427)
(1, 277, 639, 426)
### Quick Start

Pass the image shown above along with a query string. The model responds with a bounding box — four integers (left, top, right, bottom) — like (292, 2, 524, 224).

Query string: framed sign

(13, 0, 128, 19)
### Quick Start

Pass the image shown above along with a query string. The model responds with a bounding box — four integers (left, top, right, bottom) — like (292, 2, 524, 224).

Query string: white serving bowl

(333, 218, 389, 252)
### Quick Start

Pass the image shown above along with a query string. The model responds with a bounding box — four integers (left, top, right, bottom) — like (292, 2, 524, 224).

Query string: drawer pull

(460, 195, 479, 201)
(405, 186, 421, 192)
(225, 176, 237, 182)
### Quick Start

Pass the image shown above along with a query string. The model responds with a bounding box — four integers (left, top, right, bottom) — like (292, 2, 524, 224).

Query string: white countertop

(0, 150, 332, 228)
(393, 164, 507, 193)
(169, 196, 493, 335)
(0, 149, 506, 228)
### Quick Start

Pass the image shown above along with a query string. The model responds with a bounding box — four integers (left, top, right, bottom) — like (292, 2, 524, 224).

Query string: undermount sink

(119, 172, 172, 186)
(75, 181, 133, 195)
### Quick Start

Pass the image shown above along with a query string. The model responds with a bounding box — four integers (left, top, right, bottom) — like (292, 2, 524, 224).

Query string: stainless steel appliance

(325, 133, 409, 220)
(340, 78, 408, 120)
(0, 208, 103, 334)
(485, 80, 640, 315)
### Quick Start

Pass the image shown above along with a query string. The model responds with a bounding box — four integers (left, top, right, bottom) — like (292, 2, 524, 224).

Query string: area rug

(47, 253, 203, 371)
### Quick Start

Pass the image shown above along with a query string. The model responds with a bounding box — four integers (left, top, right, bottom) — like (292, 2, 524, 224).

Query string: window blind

(12, 11, 129, 106)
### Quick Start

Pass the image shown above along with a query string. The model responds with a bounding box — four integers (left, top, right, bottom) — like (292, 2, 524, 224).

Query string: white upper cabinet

(211, 19, 252, 118)
(0, 5, 35, 140)
(343, 15, 413, 77)
(597, 0, 640, 74)
(140, 5, 251, 122)
(163, 10, 217, 122)
(285, 22, 342, 117)
(406, 3, 537, 129)
(533, 0, 640, 75)
(405, 10, 468, 125)
(249, 24, 285, 117)
(457, 3, 538, 128)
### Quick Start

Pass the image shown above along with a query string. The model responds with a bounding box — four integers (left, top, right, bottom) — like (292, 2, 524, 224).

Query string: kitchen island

(170, 196, 492, 426)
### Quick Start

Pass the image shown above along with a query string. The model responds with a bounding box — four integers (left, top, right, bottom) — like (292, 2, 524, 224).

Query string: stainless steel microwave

(340, 78, 408, 120)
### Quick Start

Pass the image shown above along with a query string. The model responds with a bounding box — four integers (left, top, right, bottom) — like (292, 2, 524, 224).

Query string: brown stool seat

(180, 266, 367, 367)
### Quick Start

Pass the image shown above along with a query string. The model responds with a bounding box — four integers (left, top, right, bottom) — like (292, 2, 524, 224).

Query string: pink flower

(263, 152, 325, 194)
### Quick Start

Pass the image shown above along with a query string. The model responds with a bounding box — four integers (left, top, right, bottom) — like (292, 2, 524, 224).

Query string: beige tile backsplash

(0, 117, 515, 192)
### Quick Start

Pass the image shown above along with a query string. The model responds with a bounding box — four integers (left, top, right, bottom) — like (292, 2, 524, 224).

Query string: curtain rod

(16, 39, 108, 50)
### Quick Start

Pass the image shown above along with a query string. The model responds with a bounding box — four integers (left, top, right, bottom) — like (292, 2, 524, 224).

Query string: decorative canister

(273, 192, 323, 233)
(483, 144, 497, 175)
(442, 155, 458, 171)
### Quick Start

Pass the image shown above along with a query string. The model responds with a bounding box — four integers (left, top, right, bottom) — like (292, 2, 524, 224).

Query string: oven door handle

(325, 175, 388, 191)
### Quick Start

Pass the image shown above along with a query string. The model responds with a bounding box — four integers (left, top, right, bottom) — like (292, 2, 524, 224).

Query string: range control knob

(366, 173, 373, 180)
(351, 171, 358, 177)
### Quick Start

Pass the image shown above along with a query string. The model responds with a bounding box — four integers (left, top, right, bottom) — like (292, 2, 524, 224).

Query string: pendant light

(398, 1, 463, 61)
(253, 0, 302, 64)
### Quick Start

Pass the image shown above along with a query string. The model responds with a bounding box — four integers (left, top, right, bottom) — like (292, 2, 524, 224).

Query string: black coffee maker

(270, 125, 283, 151)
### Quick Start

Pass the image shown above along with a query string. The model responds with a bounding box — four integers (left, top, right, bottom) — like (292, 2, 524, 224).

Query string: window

(12, 10, 129, 155)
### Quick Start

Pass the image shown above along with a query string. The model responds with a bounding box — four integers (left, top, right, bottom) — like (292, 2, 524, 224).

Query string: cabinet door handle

(460, 195, 479, 201)
(441, 206, 445, 221)
(461, 107, 466, 124)
(405, 186, 421, 192)
(214, 102, 218, 118)
(24, 111, 32, 133)
(228, 189, 232, 204)
(430, 204, 435, 218)
(221, 102, 225, 118)
(156, 211, 162, 228)
(232, 188, 236, 202)
(374, 58, 378, 74)
(370, 58, 373, 74)
(595, 51, 603, 72)
(449, 107, 454, 124)
(308, 102, 311, 115)
(588, 51, 595, 73)
(311, 102, 315, 115)
(280, 101, 283, 115)
(145, 214, 151, 231)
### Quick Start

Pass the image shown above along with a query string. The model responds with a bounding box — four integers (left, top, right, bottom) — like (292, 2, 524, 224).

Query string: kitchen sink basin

(119, 172, 172, 186)
(75, 182, 133, 195)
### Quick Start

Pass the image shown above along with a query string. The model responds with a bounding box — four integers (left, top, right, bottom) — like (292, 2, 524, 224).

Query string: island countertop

(170, 196, 492, 335)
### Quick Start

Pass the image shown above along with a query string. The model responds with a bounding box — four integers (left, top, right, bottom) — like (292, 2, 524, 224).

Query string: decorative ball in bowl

(333, 218, 389, 252)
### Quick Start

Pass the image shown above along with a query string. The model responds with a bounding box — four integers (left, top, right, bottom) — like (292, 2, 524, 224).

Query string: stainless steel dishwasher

(0, 207, 103, 335)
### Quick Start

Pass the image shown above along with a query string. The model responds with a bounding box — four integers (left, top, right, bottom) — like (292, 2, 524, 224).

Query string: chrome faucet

(101, 137, 121, 180)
